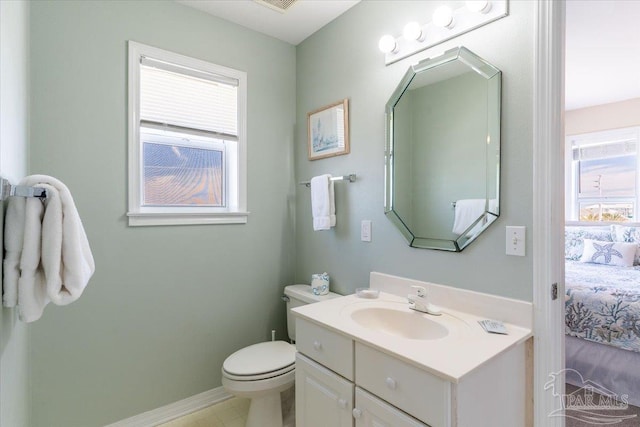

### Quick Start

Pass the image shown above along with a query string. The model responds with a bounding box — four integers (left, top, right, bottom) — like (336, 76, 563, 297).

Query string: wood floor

(565, 384, 640, 427)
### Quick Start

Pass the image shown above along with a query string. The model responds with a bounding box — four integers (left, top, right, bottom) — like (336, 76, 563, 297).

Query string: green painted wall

(294, 0, 534, 301)
(28, 1, 295, 426)
(17, 1, 536, 425)
(0, 1, 31, 426)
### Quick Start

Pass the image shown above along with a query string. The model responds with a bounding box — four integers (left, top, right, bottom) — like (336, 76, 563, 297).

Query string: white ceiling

(566, 0, 640, 111)
(177, 0, 639, 111)
(177, 0, 360, 46)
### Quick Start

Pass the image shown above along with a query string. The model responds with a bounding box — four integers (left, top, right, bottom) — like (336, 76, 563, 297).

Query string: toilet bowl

(221, 284, 339, 427)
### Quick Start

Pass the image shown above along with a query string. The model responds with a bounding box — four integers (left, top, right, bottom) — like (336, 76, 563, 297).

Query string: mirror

(385, 47, 501, 251)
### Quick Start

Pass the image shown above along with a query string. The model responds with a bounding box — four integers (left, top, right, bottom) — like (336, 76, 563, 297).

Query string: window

(127, 41, 247, 226)
(566, 127, 640, 222)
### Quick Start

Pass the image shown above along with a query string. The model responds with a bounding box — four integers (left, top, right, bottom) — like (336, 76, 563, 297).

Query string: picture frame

(307, 99, 350, 161)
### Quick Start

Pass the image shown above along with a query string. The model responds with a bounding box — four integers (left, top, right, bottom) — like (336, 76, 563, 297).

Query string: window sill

(127, 211, 249, 227)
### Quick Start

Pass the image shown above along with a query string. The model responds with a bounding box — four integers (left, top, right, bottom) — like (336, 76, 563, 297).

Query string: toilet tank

(284, 284, 340, 342)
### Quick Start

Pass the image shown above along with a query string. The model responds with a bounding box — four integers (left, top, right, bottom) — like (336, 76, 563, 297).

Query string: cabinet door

(353, 388, 428, 427)
(296, 353, 354, 427)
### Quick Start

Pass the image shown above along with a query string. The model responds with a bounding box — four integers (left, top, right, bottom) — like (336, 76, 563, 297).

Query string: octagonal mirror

(384, 47, 501, 251)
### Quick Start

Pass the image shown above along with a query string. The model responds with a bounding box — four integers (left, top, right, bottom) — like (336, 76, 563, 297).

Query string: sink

(350, 306, 449, 340)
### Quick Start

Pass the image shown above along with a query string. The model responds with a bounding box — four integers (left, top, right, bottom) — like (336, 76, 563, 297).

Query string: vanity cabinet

(295, 317, 531, 427)
(296, 352, 426, 427)
(295, 353, 354, 427)
(354, 387, 427, 427)
(355, 342, 448, 426)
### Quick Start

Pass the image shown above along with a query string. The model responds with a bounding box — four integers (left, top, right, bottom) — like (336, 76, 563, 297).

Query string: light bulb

(433, 5, 454, 29)
(378, 35, 397, 54)
(466, 0, 491, 13)
(403, 22, 424, 42)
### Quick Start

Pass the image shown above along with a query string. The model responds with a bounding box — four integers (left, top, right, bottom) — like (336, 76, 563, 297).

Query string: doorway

(562, 1, 640, 425)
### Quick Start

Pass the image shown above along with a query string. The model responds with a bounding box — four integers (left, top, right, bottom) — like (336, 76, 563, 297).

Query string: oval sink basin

(350, 307, 449, 340)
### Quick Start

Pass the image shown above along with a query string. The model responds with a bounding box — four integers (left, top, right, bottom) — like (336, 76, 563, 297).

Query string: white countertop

(292, 291, 532, 383)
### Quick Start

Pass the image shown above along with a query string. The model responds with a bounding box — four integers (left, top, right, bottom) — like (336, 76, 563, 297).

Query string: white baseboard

(105, 386, 233, 427)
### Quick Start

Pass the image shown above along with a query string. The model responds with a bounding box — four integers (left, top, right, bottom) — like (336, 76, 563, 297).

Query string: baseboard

(105, 386, 233, 427)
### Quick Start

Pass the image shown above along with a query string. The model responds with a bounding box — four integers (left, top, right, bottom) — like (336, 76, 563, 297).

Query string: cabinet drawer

(355, 342, 450, 427)
(296, 317, 354, 380)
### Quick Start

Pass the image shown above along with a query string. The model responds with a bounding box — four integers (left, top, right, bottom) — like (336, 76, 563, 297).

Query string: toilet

(221, 284, 340, 427)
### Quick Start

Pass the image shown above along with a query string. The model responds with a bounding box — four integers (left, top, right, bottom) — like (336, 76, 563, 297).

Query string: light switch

(361, 220, 372, 242)
(506, 226, 526, 256)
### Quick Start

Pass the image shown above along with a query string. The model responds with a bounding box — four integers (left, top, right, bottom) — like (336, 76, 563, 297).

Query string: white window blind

(140, 57, 238, 138)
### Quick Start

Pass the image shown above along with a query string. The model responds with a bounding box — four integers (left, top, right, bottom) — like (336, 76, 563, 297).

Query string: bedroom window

(127, 41, 247, 226)
(567, 127, 640, 222)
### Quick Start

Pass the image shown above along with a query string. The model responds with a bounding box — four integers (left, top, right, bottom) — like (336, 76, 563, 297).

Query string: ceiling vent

(253, 0, 298, 13)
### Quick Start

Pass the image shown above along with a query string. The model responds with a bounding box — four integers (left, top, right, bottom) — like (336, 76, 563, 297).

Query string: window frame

(565, 126, 640, 223)
(127, 41, 248, 226)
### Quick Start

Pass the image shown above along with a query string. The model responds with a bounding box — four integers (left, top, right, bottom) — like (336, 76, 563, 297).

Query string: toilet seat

(222, 341, 296, 381)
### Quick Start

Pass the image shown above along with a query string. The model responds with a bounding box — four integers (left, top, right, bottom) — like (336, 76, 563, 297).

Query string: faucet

(407, 286, 442, 316)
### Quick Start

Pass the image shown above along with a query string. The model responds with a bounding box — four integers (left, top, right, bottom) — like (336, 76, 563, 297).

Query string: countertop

(292, 291, 532, 383)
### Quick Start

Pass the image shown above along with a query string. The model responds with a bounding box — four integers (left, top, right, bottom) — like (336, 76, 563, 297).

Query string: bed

(564, 225, 640, 406)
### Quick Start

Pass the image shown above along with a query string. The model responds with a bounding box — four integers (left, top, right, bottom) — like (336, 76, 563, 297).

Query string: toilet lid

(223, 341, 296, 376)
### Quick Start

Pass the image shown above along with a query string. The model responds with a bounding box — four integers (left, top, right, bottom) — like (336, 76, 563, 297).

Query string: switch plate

(361, 220, 372, 242)
(506, 226, 526, 256)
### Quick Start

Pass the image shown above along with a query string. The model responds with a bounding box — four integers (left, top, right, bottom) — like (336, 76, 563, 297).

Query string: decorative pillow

(564, 226, 613, 261)
(579, 239, 636, 267)
(610, 224, 640, 265)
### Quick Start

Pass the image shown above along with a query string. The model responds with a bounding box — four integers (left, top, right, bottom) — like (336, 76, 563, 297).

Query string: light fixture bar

(381, 0, 508, 66)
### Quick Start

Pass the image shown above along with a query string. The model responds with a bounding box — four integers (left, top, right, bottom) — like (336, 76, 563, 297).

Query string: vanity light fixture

(432, 5, 455, 29)
(378, 34, 398, 54)
(378, 0, 508, 65)
(403, 22, 425, 42)
(466, 0, 492, 13)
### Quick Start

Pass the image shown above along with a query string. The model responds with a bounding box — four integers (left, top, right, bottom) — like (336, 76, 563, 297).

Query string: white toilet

(221, 284, 339, 427)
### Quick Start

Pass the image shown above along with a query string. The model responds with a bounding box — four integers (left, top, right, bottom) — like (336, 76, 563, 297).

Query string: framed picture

(307, 99, 350, 161)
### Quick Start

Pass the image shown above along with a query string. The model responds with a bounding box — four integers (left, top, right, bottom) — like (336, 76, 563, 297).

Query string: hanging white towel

(452, 199, 486, 235)
(311, 174, 336, 231)
(2, 175, 95, 322)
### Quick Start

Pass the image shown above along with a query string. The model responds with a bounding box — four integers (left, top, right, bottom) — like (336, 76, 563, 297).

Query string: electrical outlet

(506, 226, 526, 256)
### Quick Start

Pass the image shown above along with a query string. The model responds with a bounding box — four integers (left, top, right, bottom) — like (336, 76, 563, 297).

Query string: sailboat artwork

(307, 98, 350, 160)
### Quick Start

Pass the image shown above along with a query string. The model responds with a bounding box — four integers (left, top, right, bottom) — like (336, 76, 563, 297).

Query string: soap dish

(355, 288, 379, 299)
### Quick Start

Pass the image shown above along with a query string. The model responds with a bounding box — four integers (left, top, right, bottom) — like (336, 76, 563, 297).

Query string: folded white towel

(3, 195, 27, 308)
(311, 174, 336, 231)
(2, 175, 95, 322)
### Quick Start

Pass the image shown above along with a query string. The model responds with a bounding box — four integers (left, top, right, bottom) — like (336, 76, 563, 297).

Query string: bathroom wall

(0, 1, 31, 425)
(566, 97, 640, 135)
(28, 1, 295, 426)
(295, 1, 534, 301)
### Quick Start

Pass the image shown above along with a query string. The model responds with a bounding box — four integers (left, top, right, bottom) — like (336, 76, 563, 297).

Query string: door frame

(532, 1, 565, 426)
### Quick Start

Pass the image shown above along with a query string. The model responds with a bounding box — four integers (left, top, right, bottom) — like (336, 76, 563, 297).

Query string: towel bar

(0, 177, 47, 201)
(299, 174, 357, 188)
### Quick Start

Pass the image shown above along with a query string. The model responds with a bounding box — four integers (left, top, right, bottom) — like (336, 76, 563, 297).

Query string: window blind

(573, 138, 637, 161)
(140, 57, 238, 138)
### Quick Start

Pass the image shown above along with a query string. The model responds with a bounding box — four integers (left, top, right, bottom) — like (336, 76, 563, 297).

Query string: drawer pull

(338, 398, 348, 409)
(352, 408, 363, 419)
(385, 377, 397, 390)
(313, 340, 323, 351)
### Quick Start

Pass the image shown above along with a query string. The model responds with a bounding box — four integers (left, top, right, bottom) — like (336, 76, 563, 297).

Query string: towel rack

(299, 174, 357, 188)
(0, 177, 47, 201)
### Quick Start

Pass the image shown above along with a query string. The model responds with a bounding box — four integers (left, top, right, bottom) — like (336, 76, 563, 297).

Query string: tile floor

(157, 397, 250, 427)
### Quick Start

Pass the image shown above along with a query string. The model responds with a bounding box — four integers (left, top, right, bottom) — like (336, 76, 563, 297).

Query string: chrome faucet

(407, 285, 442, 316)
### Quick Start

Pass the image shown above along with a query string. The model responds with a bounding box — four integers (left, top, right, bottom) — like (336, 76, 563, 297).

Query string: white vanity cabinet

(295, 316, 531, 427)
(354, 387, 427, 427)
(295, 353, 354, 427)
